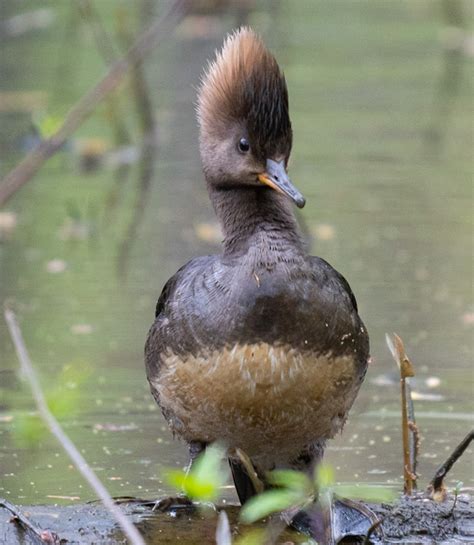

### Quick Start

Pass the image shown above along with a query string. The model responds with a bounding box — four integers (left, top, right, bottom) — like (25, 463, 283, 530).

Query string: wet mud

(1, 493, 473, 545)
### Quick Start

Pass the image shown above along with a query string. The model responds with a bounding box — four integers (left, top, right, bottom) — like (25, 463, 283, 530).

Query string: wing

(308, 255, 369, 369)
(309, 256, 359, 313)
(144, 256, 210, 387)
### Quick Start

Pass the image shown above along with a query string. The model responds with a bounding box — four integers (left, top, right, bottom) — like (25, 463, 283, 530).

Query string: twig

(0, 498, 61, 544)
(385, 333, 415, 495)
(116, 138, 155, 277)
(0, 0, 188, 207)
(78, 0, 119, 64)
(116, 8, 156, 137)
(429, 429, 474, 494)
(4, 306, 146, 545)
(77, 0, 131, 146)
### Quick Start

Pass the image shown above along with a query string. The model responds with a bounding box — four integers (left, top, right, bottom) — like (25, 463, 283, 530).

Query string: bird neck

(208, 184, 304, 258)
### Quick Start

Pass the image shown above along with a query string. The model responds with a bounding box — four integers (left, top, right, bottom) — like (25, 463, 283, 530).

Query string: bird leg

(152, 441, 207, 513)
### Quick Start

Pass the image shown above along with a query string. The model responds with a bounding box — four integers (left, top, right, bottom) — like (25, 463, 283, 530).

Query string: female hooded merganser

(145, 27, 369, 506)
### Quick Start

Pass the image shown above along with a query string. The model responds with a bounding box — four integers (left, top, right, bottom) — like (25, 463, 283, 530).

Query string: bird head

(196, 27, 305, 208)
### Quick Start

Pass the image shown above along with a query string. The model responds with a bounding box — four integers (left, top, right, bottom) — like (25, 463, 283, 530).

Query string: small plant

(240, 462, 395, 525)
(240, 468, 314, 524)
(450, 481, 463, 514)
(165, 443, 227, 503)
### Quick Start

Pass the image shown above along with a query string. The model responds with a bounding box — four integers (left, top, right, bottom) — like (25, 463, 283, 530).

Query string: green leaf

(239, 489, 303, 524)
(165, 469, 187, 490)
(267, 469, 312, 494)
(314, 463, 335, 489)
(164, 443, 226, 502)
(32, 112, 64, 139)
(192, 443, 226, 486)
(164, 469, 218, 501)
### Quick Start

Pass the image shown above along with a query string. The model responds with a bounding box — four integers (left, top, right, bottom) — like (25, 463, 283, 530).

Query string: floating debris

(93, 423, 138, 432)
(194, 222, 222, 244)
(411, 391, 445, 402)
(74, 138, 109, 173)
(45, 259, 67, 274)
(310, 222, 336, 241)
(462, 311, 474, 326)
(426, 376, 441, 389)
(0, 211, 17, 239)
(46, 495, 80, 501)
(70, 324, 94, 335)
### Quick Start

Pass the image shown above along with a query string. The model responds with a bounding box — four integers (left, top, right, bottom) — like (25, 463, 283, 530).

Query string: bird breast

(150, 342, 362, 467)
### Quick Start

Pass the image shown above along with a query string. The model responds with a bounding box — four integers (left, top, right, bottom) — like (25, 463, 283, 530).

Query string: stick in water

(4, 306, 146, 545)
(429, 429, 474, 495)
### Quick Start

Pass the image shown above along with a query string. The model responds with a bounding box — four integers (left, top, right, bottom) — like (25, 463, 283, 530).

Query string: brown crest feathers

(197, 27, 292, 160)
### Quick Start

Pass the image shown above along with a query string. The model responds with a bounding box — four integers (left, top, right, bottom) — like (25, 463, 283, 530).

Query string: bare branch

(0, 0, 188, 207)
(4, 306, 146, 545)
(0, 498, 62, 544)
(429, 429, 474, 495)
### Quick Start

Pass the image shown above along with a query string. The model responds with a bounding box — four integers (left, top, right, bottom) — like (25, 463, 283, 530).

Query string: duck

(145, 26, 370, 518)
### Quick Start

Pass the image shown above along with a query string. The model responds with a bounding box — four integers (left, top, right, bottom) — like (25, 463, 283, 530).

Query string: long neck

(208, 185, 304, 258)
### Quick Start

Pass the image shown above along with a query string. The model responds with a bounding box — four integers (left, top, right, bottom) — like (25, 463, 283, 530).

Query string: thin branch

(77, 0, 131, 146)
(4, 306, 146, 545)
(0, 498, 61, 544)
(0, 0, 188, 207)
(429, 429, 474, 494)
(78, 0, 119, 64)
(116, 8, 156, 137)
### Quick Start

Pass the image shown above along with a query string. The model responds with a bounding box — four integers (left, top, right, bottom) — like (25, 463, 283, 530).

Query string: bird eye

(238, 137, 250, 153)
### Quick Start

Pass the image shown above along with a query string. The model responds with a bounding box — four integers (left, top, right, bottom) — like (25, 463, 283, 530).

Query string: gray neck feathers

(208, 184, 304, 258)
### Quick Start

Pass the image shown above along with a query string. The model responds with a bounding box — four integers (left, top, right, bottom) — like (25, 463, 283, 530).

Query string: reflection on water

(0, 0, 472, 507)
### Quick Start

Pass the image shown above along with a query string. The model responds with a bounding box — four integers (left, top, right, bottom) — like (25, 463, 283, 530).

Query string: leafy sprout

(240, 462, 395, 525)
(240, 468, 314, 524)
(165, 443, 227, 502)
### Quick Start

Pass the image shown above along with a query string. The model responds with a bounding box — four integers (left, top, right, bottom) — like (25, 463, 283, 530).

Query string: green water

(0, 0, 473, 511)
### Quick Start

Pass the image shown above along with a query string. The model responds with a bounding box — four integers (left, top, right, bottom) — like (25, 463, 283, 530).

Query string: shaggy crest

(197, 27, 292, 160)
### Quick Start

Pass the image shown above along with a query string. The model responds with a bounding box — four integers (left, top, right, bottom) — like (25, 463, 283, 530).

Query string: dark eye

(238, 137, 250, 153)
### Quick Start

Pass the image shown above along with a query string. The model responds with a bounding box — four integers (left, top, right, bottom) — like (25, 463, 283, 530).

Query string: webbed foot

(152, 496, 196, 515)
(287, 496, 382, 544)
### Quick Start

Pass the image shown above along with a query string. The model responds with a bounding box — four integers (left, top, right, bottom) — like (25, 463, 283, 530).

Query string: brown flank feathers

(197, 27, 292, 161)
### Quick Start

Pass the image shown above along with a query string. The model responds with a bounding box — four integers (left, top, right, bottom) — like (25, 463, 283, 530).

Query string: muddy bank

(1, 493, 473, 544)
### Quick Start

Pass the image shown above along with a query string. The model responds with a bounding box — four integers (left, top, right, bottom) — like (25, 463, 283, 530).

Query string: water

(0, 0, 473, 510)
